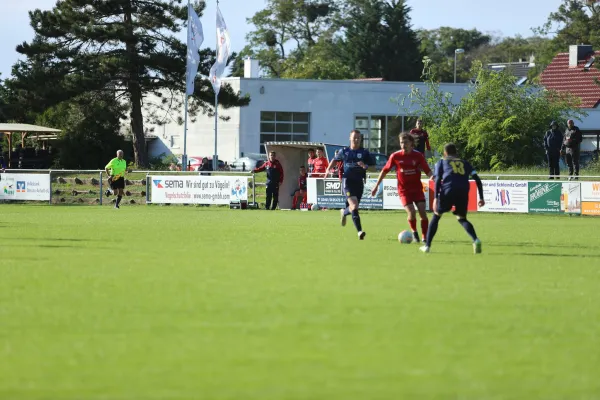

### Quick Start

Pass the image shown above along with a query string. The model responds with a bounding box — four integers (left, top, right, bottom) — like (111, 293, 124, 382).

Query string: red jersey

(409, 128, 431, 153)
(383, 150, 431, 193)
(312, 156, 329, 176)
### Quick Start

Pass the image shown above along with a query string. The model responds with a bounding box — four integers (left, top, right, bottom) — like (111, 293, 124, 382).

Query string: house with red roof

(540, 45, 600, 156)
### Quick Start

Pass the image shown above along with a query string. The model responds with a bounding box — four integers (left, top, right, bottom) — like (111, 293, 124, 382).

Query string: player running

(420, 143, 485, 254)
(371, 132, 433, 243)
(324, 129, 373, 240)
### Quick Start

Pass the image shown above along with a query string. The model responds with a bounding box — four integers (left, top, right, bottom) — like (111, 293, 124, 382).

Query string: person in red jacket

(253, 151, 284, 210)
(409, 119, 431, 155)
(312, 148, 329, 177)
(291, 166, 308, 210)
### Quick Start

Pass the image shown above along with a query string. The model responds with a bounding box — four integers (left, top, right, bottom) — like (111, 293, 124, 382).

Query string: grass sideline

(1, 205, 599, 399)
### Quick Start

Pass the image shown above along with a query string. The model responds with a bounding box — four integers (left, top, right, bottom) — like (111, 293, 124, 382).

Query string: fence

(307, 174, 600, 216)
(0, 169, 257, 207)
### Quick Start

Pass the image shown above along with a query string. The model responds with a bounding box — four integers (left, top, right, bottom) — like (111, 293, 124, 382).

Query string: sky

(0, 0, 566, 79)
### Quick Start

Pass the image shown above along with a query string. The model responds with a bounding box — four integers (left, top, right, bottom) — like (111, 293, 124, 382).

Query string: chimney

(569, 44, 593, 67)
(244, 57, 260, 78)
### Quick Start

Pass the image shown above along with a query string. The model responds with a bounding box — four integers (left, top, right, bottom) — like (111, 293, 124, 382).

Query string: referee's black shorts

(110, 177, 125, 190)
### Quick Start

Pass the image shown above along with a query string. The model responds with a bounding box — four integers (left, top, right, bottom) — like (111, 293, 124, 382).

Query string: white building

(148, 51, 600, 164)
(147, 61, 471, 163)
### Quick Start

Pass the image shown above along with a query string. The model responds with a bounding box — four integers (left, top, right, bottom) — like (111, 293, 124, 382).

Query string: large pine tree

(13, 0, 248, 167)
(341, 0, 422, 81)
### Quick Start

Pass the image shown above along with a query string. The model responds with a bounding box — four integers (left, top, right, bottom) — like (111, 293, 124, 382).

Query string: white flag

(186, 4, 204, 95)
(209, 6, 231, 96)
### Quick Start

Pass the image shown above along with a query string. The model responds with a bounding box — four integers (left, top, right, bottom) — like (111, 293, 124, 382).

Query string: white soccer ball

(311, 204, 318, 211)
(398, 230, 413, 244)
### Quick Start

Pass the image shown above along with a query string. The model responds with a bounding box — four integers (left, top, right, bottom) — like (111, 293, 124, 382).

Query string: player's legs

(422, 194, 452, 252)
(453, 195, 481, 253)
(345, 179, 365, 238)
(291, 189, 299, 209)
(403, 203, 419, 242)
(415, 200, 429, 241)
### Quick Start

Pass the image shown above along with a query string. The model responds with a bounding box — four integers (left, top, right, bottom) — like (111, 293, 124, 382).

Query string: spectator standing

(562, 119, 583, 180)
(409, 119, 431, 155)
(312, 148, 329, 177)
(307, 148, 316, 175)
(543, 121, 563, 180)
(253, 151, 284, 210)
(198, 157, 213, 176)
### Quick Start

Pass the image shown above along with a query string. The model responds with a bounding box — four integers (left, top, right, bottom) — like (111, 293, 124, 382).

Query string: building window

(260, 112, 310, 153)
(354, 115, 419, 155)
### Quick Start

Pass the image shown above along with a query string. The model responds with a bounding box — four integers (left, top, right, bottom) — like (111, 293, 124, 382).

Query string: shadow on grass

(0, 237, 95, 242)
(513, 252, 600, 259)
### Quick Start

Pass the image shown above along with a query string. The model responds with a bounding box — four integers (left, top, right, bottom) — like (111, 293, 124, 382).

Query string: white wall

(237, 78, 471, 155)
(147, 80, 242, 162)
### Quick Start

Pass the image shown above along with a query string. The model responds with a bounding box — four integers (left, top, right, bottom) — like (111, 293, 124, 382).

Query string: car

(370, 152, 388, 171)
(177, 156, 225, 171)
(230, 156, 265, 172)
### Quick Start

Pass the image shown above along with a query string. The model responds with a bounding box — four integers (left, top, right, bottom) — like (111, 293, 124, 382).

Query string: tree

(417, 27, 491, 83)
(400, 60, 585, 170)
(535, 0, 600, 67)
(36, 92, 127, 169)
(340, 0, 422, 81)
(239, 0, 339, 78)
(13, 0, 248, 167)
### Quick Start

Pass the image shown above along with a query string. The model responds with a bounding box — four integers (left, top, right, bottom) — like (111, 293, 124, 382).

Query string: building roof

(0, 123, 61, 133)
(539, 51, 600, 108)
(487, 62, 533, 78)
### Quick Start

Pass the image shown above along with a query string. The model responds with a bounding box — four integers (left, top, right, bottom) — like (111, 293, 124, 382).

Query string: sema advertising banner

(580, 181, 600, 215)
(149, 175, 248, 204)
(0, 173, 51, 201)
(478, 180, 528, 213)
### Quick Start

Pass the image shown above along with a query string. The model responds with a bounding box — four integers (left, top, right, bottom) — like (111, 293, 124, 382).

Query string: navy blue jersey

(333, 147, 373, 181)
(434, 157, 476, 194)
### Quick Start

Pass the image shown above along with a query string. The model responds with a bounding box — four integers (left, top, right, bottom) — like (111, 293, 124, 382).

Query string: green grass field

(1, 205, 599, 399)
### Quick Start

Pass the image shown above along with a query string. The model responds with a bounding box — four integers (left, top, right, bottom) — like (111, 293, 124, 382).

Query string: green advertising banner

(528, 182, 561, 213)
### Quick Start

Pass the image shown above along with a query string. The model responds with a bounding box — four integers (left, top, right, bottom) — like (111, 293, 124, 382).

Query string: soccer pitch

(1, 205, 599, 399)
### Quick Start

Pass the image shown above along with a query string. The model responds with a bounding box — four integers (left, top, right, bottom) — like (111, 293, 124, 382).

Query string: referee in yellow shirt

(105, 150, 127, 209)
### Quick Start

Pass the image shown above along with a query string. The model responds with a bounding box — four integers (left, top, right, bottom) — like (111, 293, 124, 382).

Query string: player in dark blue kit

(324, 129, 373, 240)
(420, 143, 485, 254)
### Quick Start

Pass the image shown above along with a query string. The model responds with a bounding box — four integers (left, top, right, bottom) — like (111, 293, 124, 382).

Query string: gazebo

(0, 123, 61, 167)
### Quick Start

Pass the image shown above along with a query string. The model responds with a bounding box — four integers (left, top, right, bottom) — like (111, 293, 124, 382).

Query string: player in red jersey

(371, 132, 433, 242)
(409, 119, 431, 155)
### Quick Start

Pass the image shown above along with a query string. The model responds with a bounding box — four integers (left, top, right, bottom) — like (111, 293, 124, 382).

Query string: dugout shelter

(263, 141, 345, 209)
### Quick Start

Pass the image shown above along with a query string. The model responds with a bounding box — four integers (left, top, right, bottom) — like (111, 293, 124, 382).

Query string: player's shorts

(437, 191, 469, 216)
(343, 178, 364, 202)
(110, 176, 125, 190)
(399, 190, 425, 207)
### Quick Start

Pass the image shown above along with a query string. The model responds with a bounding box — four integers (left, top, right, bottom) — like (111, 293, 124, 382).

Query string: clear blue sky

(0, 0, 565, 79)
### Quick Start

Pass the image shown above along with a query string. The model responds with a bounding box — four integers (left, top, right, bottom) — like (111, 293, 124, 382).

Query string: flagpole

(213, 92, 218, 171)
(213, 0, 220, 172)
(182, 0, 191, 172)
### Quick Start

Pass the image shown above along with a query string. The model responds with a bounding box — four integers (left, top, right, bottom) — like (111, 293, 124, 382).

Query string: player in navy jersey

(420, 143, 485, 254)
(324, 129, 373, 240)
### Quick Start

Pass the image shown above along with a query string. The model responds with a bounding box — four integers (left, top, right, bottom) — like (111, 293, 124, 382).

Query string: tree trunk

(124, 3, 148, 168)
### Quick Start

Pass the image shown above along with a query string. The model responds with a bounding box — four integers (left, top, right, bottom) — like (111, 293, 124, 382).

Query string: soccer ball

(311, 204, 318, 211)
(398, 230, 413, 244)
